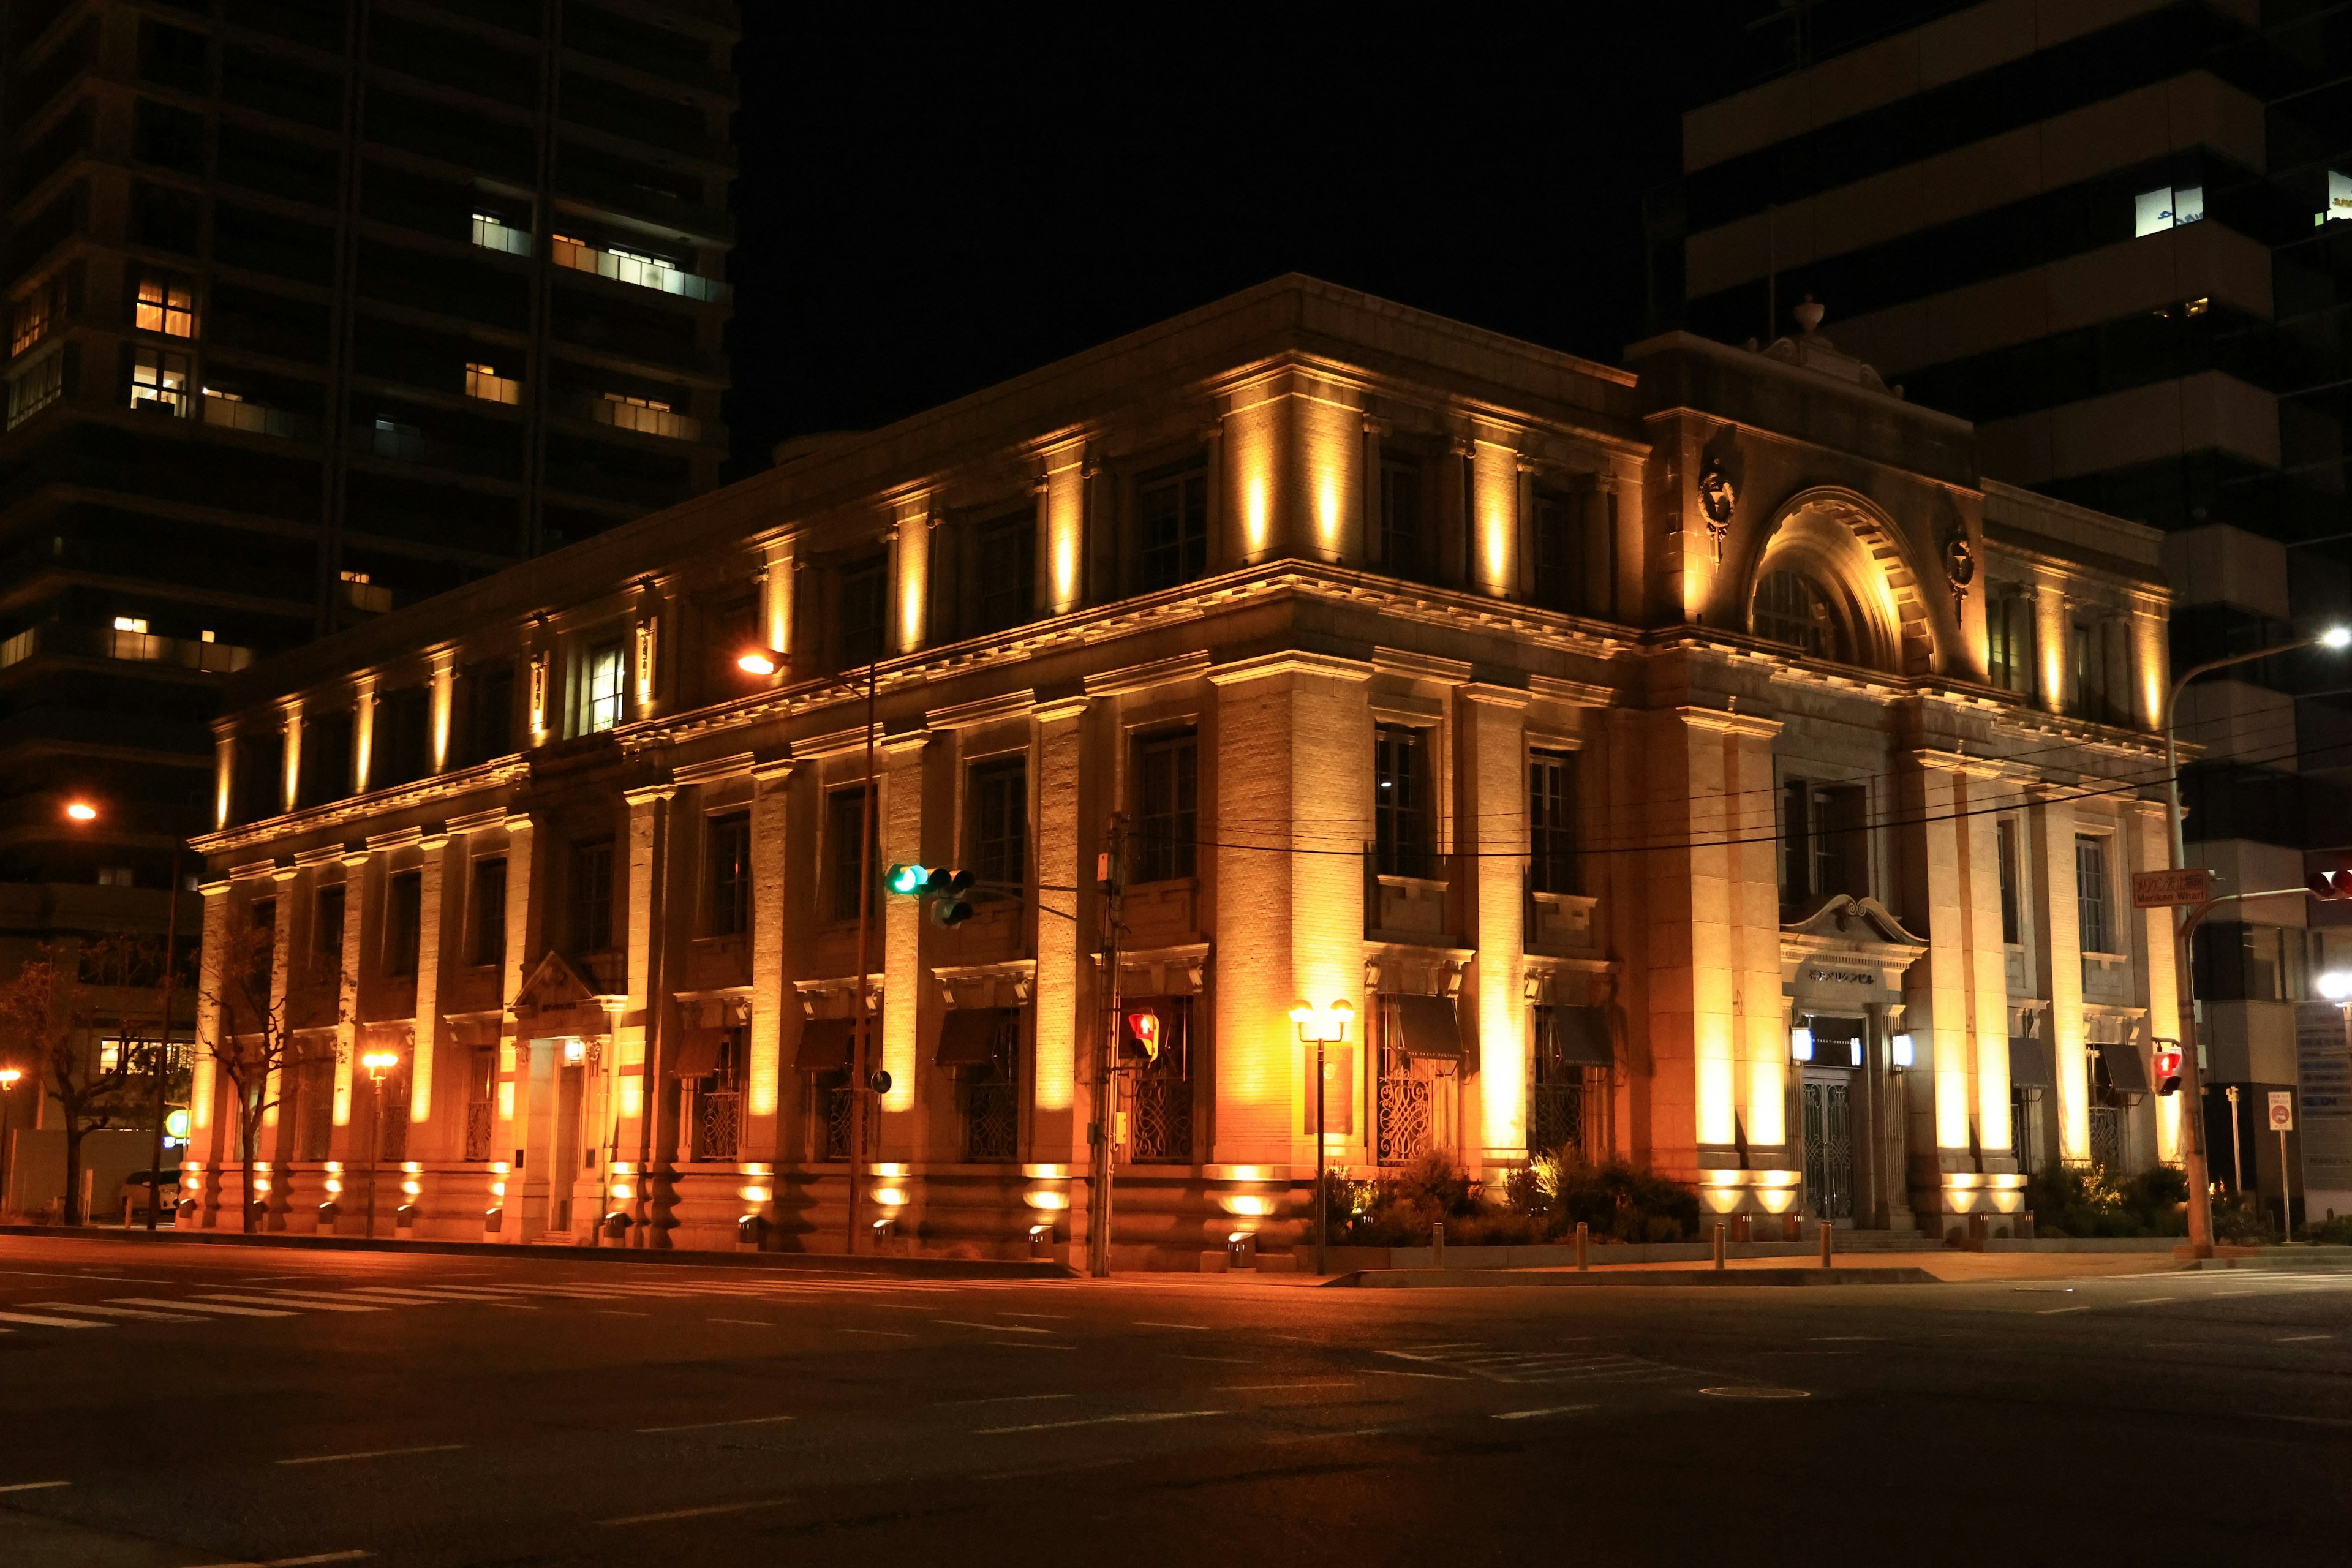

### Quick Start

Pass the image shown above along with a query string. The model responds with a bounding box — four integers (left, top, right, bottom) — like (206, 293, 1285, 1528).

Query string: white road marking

(1263, 1427, 1390, 1444)
(1363, 1368, 1469, 1381)
(0, 1480, 70, 1493)
(1697, 1387, 1810, 1400)
(2037, 1306, 2094, 1315)
(1217, 1381, 1358, 1392)
(2125, 1297, 2178, 1305)
(636, 1415, 794, 1434)
(935, 1393, 1074, 1408)
(0, 1268, 171, 1284)
(0, 1310, 110, 1329)
(708, 1318, 774, 1327)
(600, 1496, 792, 1526)
(999, 1313, 1071, 1320)
(189, 1553, 372, 1567)
(196, 1294, 378, 1314)
(1169, 1355, 1254, 1364)
(977, 1410, 1227, 1435)
(240, 1292, 393, 1311)
(1133, 1321, 1211, 1330)
(26, 1302, 204, 1322)
(277, 1444, 466, 1466)
(938, 1319, 1047, 1333)
(1493, 1404, 1598, 1420)
(2277, 1334, 2333, 1343)
(990, 1341, 1075, 1349)
(592, 1310, 650, 1317)
(839, 1329, 913, 1338)
(113, 1297, 293, 1318)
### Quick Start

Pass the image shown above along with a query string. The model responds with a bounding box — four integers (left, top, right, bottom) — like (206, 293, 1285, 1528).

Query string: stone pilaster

(1726, 720, 1789, 1180)
(2134, 801, 2186, 1163)
(409, 832, 451, 1145)
(876, 732, 931, 1148)
(1031, 698, 1087, 1162)
(744, 760, 794, 1167)
(622, 785, 675, 1242)
(1461, 685, 1529, 1177)
(2027, 784, 2090, 1163)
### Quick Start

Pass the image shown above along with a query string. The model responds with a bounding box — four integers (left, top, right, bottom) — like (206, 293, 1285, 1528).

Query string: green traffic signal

(885, 863, 933, 895)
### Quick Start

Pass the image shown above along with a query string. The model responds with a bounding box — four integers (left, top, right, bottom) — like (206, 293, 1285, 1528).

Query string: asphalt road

(1, 1236, 2346, 1567)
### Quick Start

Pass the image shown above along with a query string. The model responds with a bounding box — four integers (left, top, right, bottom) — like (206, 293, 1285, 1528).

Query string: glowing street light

(1291, 1000, 1355, 1277)
(63, 801, 96, 821)
(0, 1066, 20, 1212)
(736, 647, 783, 676)
(361, 1050, 402, 1241)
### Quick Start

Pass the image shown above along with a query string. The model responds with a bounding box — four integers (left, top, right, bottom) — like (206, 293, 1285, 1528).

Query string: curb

(0, 1224, 1075, 1281)
(1325, 1265, 1939, 1288)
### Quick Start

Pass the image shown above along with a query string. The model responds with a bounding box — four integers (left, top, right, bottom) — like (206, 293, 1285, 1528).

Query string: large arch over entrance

(1745, 487, 1939, 677)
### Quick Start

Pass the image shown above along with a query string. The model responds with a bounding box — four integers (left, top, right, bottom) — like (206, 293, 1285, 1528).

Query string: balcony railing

(1363, 843, 1462, 943)
(464, 1100, 494, 1161)
(549, 233, 721, 301)
(582, 393, 700, 442)
(470, 214, 533, 256)
(201, 394, 317, 440)
(0, 622, 253, 674)
(695, 1089, 741, 1162)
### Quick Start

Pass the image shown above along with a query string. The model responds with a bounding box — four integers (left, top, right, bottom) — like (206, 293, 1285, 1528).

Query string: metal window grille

(960, 1009, 1021, 1163)
(696, 1090, 741, 1162)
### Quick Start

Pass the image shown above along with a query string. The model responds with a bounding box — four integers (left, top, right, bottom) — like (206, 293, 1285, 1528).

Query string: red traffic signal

(2308, 851, 2352, 900)
(2152, 1039, 2183, 1096)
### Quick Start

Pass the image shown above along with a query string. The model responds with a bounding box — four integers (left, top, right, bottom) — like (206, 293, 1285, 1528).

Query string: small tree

(197, 903, 344, 1231)
(0, 941, 142, 1223)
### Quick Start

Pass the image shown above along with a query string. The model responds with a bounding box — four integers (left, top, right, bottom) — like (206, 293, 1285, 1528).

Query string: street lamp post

(2160, 626, 2351, 1257)
(0, 1067, 21, 1210)
(361, 1050, 401, 1240)
(1289, 1000, 1354, 1277)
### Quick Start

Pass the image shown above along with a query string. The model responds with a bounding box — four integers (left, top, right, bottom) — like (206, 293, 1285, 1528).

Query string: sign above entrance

(2269, 1090, 2295, 1132)
(2132, 869, 2211, 909)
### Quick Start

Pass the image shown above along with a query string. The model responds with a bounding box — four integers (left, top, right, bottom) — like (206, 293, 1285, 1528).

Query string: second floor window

(1997, 818, 2023, 946)
(384, 870, 422, 977)
(1528, 748, 1577, 895)
(976, 512, 1036, 633)
(2075, 834, 2114, 955)
(707, 812, 751, 937)
(1374, 725, 1433, 878)
(1782, 778, 1867, 908)
(1988, 596, 2035, 697)
(581, 639, 625, 733)
(314, 884, 345, 960)
(1133, 729, 1197, 883)
(1379, 456, 1425, 582)
(571, 838, 615, 954)
(829, 786, 873, 922)
(1532, 489, 1581, 612)
(1139, 462, 1208, 591)
(840, 554, 887, 667)
(470, 856, 507, 967)
(2070, 618, 2133, 726)
(970, 756, 1027, 887)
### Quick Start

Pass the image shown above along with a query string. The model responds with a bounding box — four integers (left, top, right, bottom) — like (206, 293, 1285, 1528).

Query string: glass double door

(1802, 1075, 1855, 1222)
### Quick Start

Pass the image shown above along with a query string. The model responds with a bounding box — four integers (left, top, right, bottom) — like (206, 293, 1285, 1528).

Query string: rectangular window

(470, 857, 507, 967)
(1996, 818, 2022, 946)
(2075, 834, 2114, 955)
(706, 594, 758, 696)
(1138, 462, 1209, 591)
(976, 512, 1036, 633)
(1379, 456, 1424, 582)
(1782, 779, 1866, 907)
(707, 812, 751, 937)
(2135, 185, 2203, 238)
(2069, 619, 2133, 725)
(571, 838, 614, 954)
(1988, 596, 2035, 697)
(315, 884, 345, 959)
(385, 870, 422, 977)
(1374, 725, 1433, 878)
(135, 273, 196, 337)
(828, 786, 873, 922)
(129, 346, 190, 415)
(1528, 748, 1578, 895)
(970, 756, 1027, 888)
(6, 352, 66, 430)
(839, 554, 886, 667)
(1532, 489, 1580, 611)
(297, 709, 353, 807)
(581, 639, 625, 733)
(463, 659, 514, 764)
(1133, 729, 1198, 883)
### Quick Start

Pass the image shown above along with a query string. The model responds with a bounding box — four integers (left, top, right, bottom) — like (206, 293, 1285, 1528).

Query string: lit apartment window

(595, 390, 689, 439)
(549, 233, 720, 300)
(2135, 185, 2203, 238)
(11, 274, 64, 356)
(582, 639, 626, 733)
(130, 348, 190, 415)
(466, 361, 519, 405)
(2325, 171, 2352, 226)
(135, 274, 196, 337)
(113, 616, 149, 633)
(97, 867, 135, 888)
(470, 212, 533, 255)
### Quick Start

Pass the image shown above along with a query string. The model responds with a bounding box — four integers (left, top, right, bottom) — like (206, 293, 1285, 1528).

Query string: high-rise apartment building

(0, 0, 736, 1186)
(1666, 0, 2352, 1223)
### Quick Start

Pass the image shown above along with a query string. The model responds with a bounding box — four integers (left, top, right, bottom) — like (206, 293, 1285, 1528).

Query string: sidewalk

(1214, 1248, 2350, 1288)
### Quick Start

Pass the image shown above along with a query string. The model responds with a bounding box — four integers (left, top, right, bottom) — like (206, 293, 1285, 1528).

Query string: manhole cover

(1698, 1386, 1811, 1400)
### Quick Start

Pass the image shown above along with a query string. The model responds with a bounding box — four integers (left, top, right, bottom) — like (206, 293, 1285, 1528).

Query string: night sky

(723, 5, 1753, 478)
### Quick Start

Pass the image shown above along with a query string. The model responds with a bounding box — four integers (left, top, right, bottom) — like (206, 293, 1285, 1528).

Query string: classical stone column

(260, 864, 301, 1227)
(1727, 720, 1790, 1182)
(1963, 768, 2018, 1180)
(428, 653, 456, 773)
(1031, 698, 1087, 1165)
(331, 849, 366, 1159)
(2133, 801, 2186, 1163)
(409, 831, 452, 1147)
(1461, 685, 1529, 1179)
(1898, 751, 1985, 1233)
(744, 760, 795, 1168)
(351, 676, 377, 794)
(1208, 653, 1371, 1170)
(189, 878, 233, 1227)
(279, 700, 303, 813)
(876, 733, 931, 1148)
(2027, 783, 2090, 1163)
(1469, 431, 1520, 598)
(494, 815, 539, 1232)
(622, 785, 676, 1243)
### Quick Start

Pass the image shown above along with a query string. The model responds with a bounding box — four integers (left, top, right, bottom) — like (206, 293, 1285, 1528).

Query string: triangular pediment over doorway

(1781, 894, 1925, 948)
(511, 949, 623, 1029)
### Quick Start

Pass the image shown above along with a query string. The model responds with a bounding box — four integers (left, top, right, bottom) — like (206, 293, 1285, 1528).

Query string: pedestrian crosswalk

(0, 1270, 1055, 1337)
(1378, 1343, 1698, 1387)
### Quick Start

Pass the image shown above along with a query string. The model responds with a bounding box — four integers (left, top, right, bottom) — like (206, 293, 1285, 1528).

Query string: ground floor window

(1121, 997, 1194, 1163)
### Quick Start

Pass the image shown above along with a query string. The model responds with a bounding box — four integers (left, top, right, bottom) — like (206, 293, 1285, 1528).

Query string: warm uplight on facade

(64, 801, 96, 821)
(736, 649, 779, 676)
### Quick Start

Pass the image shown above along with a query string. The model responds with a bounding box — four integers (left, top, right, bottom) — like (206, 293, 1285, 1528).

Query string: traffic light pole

(846, 653, 878, 1256)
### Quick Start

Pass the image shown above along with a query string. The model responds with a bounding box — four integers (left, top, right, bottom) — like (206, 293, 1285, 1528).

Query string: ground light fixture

(64, 800, 96, 821)
(1290, 1000, 1355, 1278)
(2318, 971, 2352, 1003)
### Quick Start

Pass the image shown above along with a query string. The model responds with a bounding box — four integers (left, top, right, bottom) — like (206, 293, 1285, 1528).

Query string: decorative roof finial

(1793, 294, 1825, 335)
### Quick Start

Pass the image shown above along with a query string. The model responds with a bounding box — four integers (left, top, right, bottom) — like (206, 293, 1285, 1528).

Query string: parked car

(118, 1169, 181, 1224)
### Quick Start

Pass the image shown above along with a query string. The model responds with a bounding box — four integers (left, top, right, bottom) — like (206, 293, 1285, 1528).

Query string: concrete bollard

(1713, 1221, 1726, 1270)
(1431, 1219, 1446, 1268)
(1575, 1220, 1589, 1272)
(1820, 1219, 1834, 1268)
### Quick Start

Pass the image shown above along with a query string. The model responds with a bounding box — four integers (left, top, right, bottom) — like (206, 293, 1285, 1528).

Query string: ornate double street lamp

(1290, 1000, 1354, 1276)
(2158, 625, 2351, 1257)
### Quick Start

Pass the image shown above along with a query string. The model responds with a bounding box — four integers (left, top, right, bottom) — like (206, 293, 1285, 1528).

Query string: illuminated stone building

(183, 277, 2179, 1261)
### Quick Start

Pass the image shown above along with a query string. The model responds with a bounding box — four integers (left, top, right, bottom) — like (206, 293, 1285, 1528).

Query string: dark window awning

(667, 1027, 723, 1079)
(1393, 994, 1464, 1061)
(938, 1007, 1011, 1068)
(795, 1017, 854, 1074)
(2097, 1039, 2152, 1095)
(1548, 1005, 1615, 1068)
(2008, 1035, 2055, 1089)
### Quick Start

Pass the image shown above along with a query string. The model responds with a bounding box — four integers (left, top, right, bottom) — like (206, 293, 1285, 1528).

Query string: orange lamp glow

(64, 801, 97, 821)
(0, 1068, 21, 1088)
(736, 648, 780, 676)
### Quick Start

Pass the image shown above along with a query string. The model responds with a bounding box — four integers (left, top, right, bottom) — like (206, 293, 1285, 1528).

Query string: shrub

(2026, 1163, 2190, 1238)
(2298, 1212, 2352, 1246)
(1321, 1150, 1701, 1248)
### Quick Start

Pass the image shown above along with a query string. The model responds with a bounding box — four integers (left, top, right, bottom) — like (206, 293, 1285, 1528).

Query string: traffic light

(2152, 1039, 2184, 1096)
(927, 867, 975, 925)
(2308, 851, 2352, 900)
(886, 863, 933, 896)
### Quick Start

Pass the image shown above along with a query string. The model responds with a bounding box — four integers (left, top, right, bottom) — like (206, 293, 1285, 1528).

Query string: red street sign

(2132, 869, 2211, 909)
(2268, 1090, 2294, 1132)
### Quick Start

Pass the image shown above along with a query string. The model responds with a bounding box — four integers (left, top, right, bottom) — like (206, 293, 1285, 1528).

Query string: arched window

(1752, 570, 1845, 660)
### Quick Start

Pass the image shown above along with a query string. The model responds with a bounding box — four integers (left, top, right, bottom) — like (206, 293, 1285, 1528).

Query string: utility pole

(1088, 815, 1124, 1278)
(146, 839, 183, 1230)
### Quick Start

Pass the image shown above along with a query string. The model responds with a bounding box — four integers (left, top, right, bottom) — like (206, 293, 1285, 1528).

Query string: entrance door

(551, 1063, 582, 1233)
(1803, 1079, 1854, 1221)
